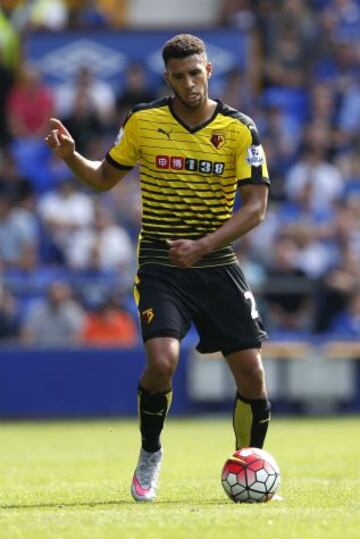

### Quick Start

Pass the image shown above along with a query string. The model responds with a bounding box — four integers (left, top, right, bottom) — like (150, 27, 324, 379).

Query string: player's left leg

(225, 348, 271, 450)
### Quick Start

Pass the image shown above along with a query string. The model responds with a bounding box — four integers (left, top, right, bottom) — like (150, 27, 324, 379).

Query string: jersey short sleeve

(106, 111, 140, 170)
(235, 121, 270, 186)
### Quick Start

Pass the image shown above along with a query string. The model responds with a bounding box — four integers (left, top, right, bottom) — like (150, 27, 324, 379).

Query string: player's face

(164, 54, 212, 109)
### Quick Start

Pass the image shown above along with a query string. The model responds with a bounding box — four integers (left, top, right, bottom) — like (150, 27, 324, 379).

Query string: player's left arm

(168, 119, 269, 268)
(167, 184, 268, 268)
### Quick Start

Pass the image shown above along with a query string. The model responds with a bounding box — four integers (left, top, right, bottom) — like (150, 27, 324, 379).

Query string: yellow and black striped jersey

(106, 97, 269, 268)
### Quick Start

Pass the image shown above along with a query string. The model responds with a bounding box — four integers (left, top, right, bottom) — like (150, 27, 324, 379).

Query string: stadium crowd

(0, 0, 359, 346)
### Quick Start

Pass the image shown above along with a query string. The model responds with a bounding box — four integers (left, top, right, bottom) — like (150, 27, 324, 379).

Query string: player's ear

(206, 62, 213, 79)
(163, 70, 169, 85)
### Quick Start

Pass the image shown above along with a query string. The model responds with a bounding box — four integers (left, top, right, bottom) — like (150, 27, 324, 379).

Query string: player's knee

(238, 359, 265, 386)
(148, 355, 177, 383)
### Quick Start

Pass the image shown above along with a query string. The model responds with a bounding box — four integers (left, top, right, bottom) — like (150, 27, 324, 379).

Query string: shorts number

(244, 291, 259, 319)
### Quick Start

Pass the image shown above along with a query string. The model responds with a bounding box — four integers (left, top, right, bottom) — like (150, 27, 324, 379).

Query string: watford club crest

(210, 131, 226, 149)
(142, 308, 154, 324)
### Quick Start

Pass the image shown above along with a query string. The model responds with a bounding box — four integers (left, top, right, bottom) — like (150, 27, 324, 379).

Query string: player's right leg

(131, 265, 192, 502)
(131, 337, 179, 502)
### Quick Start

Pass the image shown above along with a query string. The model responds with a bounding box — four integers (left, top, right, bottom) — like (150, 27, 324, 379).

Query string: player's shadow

(1, 498, 228, 509)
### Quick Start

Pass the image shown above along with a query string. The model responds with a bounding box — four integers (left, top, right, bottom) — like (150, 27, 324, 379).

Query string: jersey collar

(168, 97, 221, 134)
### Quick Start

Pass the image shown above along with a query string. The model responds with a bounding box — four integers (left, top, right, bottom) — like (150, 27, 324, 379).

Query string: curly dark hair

(162, 34, 207, 66)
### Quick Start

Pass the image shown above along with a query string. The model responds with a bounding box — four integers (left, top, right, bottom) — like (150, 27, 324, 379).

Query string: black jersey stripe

(142, 196, 233, 210)
(142, 228, 203, 237)
(143, 215, 226, 226)
(141, 184, 236, 201)
(140, 169, 237, 184)
(142, 226, 217, 236)
(141, 173, 237, 188)
(237, 178, 270, 187)
(105, 153, 133, 170)
(142, 201, 230, 215)
(142, 209, 228, 220)
(141, 182, 237, 198)
(142, 192, 234, 208)
(142, 208, 231, 220)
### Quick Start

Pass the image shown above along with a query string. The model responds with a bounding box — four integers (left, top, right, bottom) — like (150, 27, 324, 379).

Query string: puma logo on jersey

(158, 128, 173, 140)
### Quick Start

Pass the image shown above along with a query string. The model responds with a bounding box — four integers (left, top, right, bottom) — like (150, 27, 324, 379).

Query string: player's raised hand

(45, 118, 75, 159)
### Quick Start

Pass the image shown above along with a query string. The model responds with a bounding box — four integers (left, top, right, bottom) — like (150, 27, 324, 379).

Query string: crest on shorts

(142, 308, 154, 324)
(210, 131, 226, 149)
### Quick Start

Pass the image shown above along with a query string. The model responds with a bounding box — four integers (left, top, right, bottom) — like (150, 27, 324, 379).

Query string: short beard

(171, 86, 206, 110)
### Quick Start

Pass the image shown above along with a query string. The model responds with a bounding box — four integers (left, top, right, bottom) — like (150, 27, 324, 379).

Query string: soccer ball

(221, 447, 281, 503)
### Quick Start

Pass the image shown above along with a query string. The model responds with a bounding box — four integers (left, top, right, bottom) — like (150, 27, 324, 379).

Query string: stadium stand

(0, 0, 360, 418)
(0, 1, 359, 353)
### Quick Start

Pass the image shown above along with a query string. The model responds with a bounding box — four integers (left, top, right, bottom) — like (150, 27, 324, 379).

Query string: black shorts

(134, 263, 268, 356)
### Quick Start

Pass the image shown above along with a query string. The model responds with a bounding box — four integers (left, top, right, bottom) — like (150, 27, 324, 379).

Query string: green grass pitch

(0, 417, 359, 539)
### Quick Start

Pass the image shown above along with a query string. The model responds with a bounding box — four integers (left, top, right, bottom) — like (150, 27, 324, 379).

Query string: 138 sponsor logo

(155, 155, 225, 175)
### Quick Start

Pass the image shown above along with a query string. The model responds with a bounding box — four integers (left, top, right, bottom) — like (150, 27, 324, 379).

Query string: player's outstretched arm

(45, 118, 127, 191)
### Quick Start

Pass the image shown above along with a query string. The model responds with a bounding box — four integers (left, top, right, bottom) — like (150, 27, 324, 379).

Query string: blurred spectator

(308, 82, 337, 125)
(6, 64, 54, 139)
(0, 149, 33, 201)
(220, 0, 256, 31)
(263, 24, 309, 89)
(329, 288, 360, 337)
(315, 242, 360, 332)
(234, 239, 267, 293)
(0, 46, 14, 147)
(284, 123, 344, 212)
(263, 236, 314, 333)
(71, 0, 108, 27)
(323, 0, 360, 42)
(116, 62, 158, 120)
(64, 204, 134, 280)
(0, 284, 20, 342)
(218, 67, 253, 114)
(61, 90, 102, 155)
(337, 75, 360, 141)
(258, 103, 302, 198)
(20, 281, 85, 346)
(11, 0, 68, 32)
(80, 295, 137, 347)
(332, 196, 360, 256)
(108, 170, 142, 241)
(0, 6, 20, 68)
(0, 193, 38, 270)
(335, 148, 360, 196)
(274, 179, 336, 279)
(55, 66, 116, 127)
(37, 179, 95, 254)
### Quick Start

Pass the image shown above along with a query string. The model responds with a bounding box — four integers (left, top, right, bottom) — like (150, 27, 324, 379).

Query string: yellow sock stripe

(234, 398, 253, 450)
(164, 390, 173, 418)
(133, 274, 140, 306)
